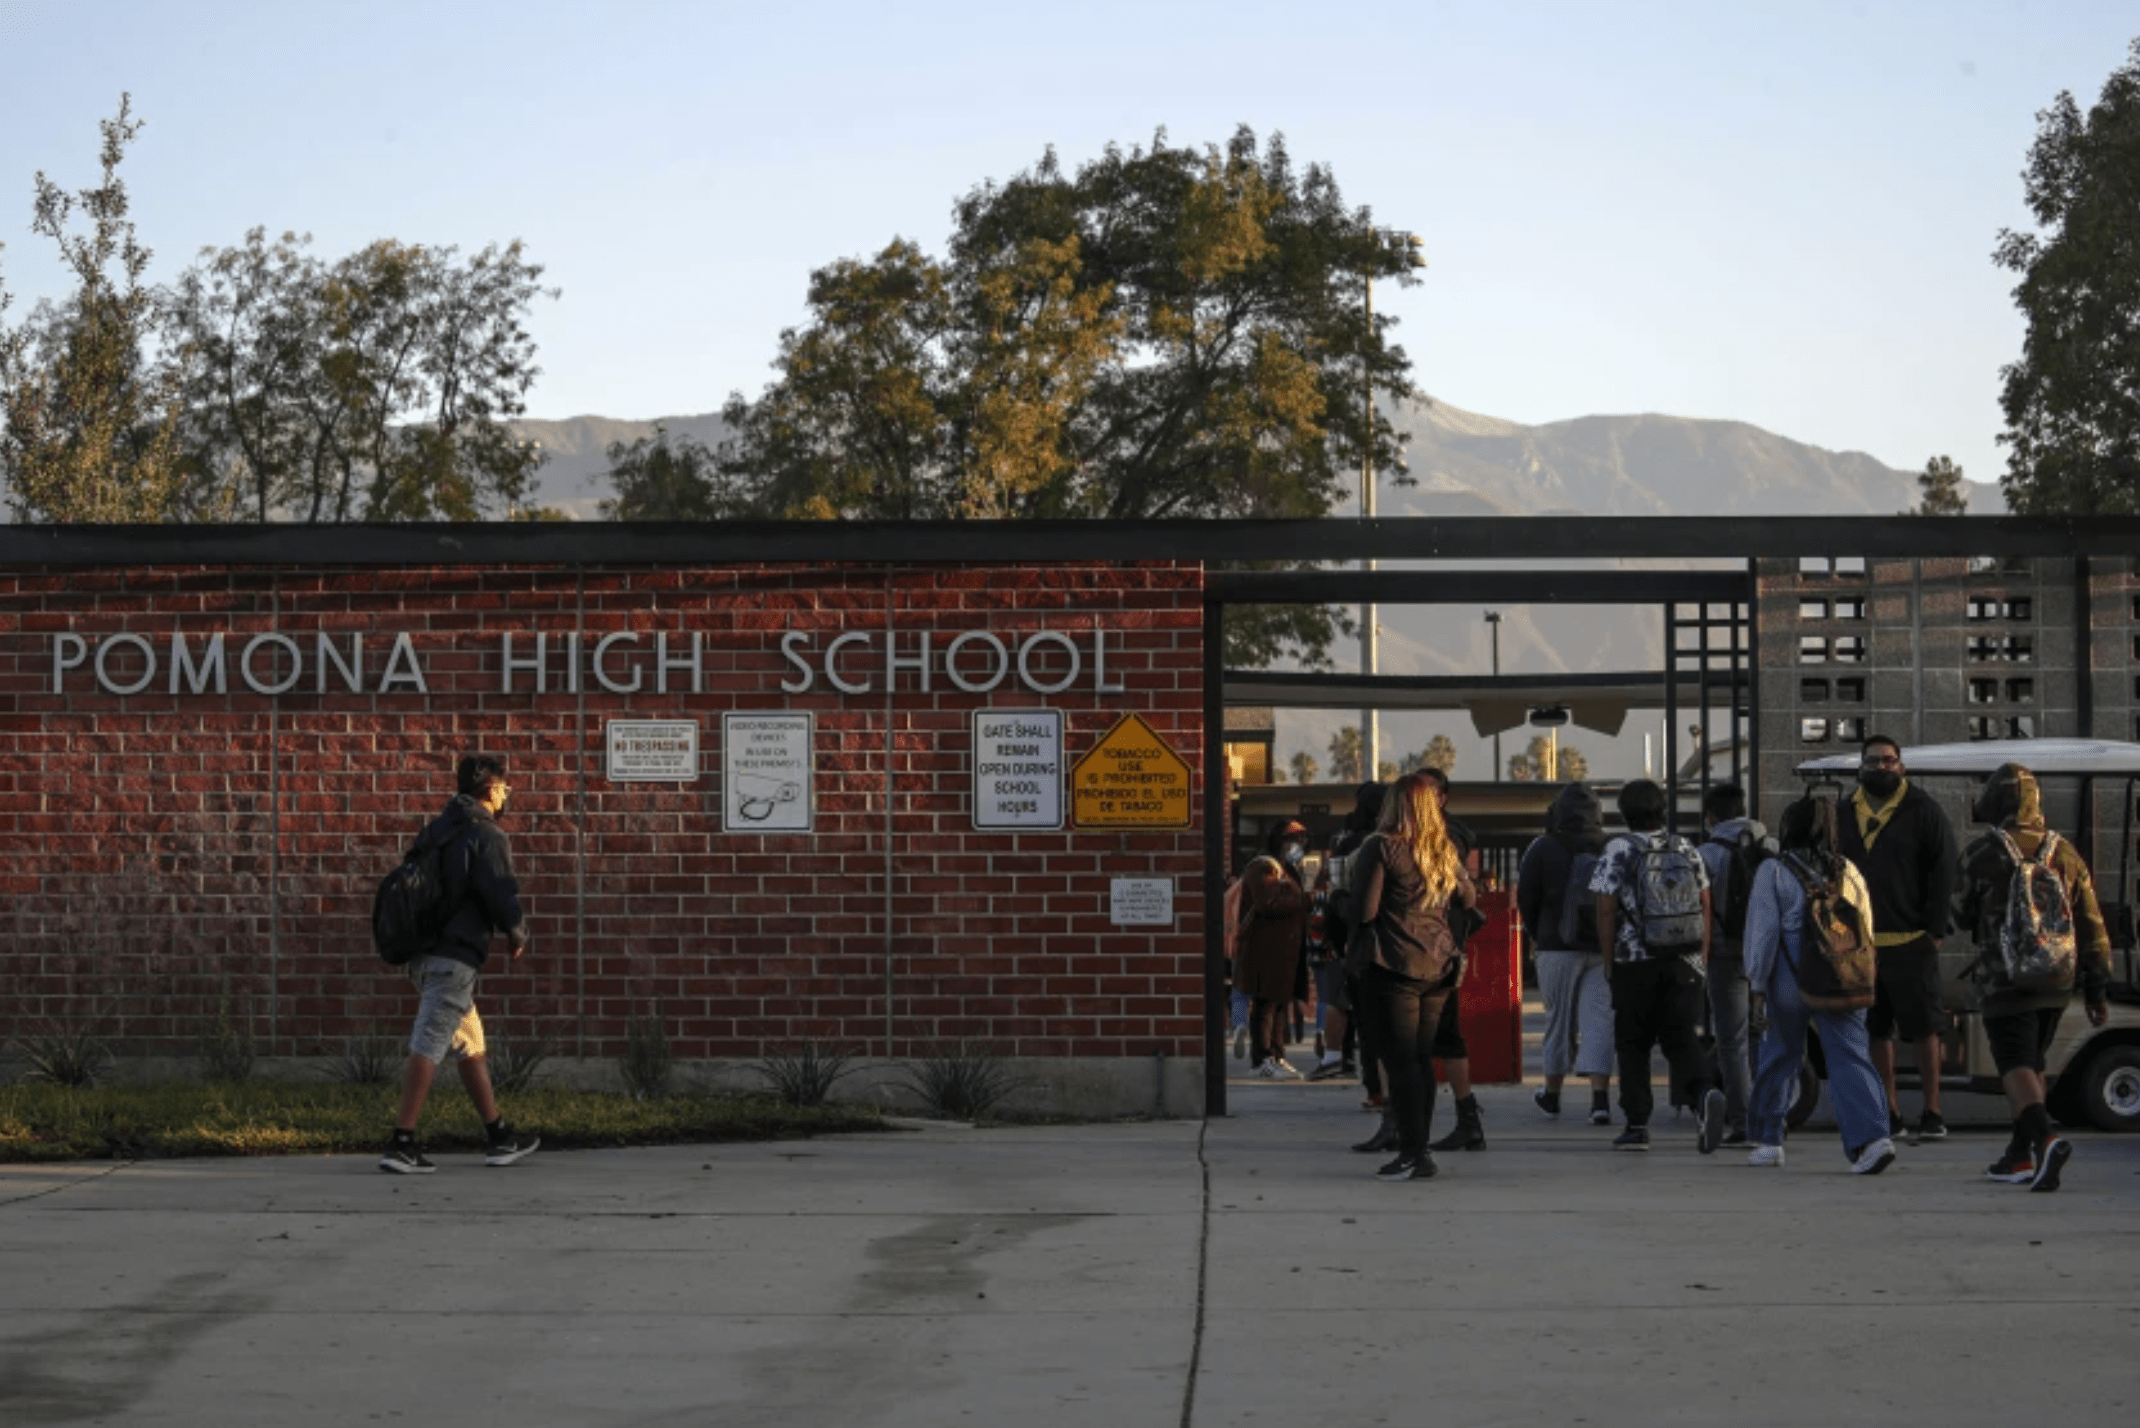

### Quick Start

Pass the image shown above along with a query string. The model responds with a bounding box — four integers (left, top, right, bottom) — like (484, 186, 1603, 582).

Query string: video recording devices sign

(972, 709, 1063, 830)
(723, 712, 814, 832)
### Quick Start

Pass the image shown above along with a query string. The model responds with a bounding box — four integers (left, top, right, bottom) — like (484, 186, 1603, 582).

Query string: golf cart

(1790, 738, 2140, 1132)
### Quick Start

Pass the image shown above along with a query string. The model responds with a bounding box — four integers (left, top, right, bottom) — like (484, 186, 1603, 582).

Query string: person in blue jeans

(1742, 796, 1896, 1175)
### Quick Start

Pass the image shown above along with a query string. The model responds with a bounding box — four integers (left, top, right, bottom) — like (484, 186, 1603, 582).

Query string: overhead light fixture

(1529, 705, 1571, 728)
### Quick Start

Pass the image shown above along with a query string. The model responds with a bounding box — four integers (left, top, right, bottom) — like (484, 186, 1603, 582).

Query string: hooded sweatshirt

(1698, 816, 1775, 960)
(1956, 763, 2112, 1015)
(1836, 777, 1960, 946)
(1517, 783, 1606, 953)
(421, 794, 530, 970)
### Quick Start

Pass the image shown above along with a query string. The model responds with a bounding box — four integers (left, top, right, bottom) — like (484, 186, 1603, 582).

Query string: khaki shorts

(407, 955, 486, 1064)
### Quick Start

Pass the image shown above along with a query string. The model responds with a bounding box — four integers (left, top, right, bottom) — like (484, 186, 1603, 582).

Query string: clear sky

(2, 0, 2133, 492)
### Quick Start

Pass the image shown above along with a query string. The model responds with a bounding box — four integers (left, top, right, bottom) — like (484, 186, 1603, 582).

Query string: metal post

(1360, 272, 1377, 783)
(1486, 611, 1502, 781)
(1663, 603, 1680, 833)
(1203, 593, 1228, 1118)
(1697, 598, 1713, 813)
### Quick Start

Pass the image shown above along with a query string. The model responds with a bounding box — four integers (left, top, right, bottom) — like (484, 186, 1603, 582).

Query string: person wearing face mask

(1836, 734, 1961, 1143)
(1236, 821, 1312, 1079)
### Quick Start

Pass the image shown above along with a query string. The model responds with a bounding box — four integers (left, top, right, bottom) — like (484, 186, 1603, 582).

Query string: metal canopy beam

(1210, 569, 1750, 604)
(3, 515, 2136, 567)
(1222, 669, 1747, 709)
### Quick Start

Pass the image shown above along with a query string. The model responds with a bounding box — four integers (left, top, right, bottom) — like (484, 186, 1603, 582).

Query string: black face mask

(1858, 768, 1902, 800)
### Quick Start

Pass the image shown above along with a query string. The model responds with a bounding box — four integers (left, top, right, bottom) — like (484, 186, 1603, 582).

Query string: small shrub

(196, 979, 256, 1083)
(487, 1034, 556, 1096)
(617, 1005, 674, 1100)
(748, 1042, 860, 1107)
(325, 1026, 404, 1086)
(13, 1023, 113, 1088)
(896, 1041, 1027, 1121)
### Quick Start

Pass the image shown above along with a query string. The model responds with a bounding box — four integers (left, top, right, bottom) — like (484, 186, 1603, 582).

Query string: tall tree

(1326, 725, 1364, 784)
(1993, 37, 2140, 514)
(1288, 749, 1320, 785)
(1421, 734, 1458, 774)
(1513, 734, 1586, 782)
(710, 128, 1423, 664)
(0, 95, 185, 522)
(1913, 455, 1969, 516)
(164, 228, 556, 521)
(598, 426, 745, 521)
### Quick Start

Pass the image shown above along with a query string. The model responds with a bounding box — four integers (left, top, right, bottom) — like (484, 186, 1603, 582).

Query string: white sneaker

(1746, 1144, 1786, 1167)
(1232, 1025, 1249, 1061)
(1273, 1057, 1304, 1080)
(1252, 1059, 1282, 1079)
(1850, 1137, 1898, 1176)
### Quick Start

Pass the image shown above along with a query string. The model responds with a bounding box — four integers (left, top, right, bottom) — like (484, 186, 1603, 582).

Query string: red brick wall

(0, 561, 1206, 1064)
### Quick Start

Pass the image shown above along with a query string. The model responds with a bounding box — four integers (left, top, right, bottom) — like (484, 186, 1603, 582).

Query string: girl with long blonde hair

(1352, 771, 1476, 1181)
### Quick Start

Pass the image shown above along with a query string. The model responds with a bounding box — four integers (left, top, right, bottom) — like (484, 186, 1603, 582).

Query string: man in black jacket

(379, 754, 541, 1174)
(1836, 735, 1961, 1142)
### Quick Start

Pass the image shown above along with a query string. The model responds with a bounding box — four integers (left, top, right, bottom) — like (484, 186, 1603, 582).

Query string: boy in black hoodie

(1517, 782, 1614, 1125)
(379, 754, 541, 1174)
(1957, 763, 2112, 1191)
(1836, 735, 1960, 1142)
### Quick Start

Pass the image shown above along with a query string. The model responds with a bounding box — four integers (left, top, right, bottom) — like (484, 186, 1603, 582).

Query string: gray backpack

(1626, 832, 1706, 957)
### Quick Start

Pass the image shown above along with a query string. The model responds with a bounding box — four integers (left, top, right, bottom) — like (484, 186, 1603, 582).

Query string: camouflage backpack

(1990, 829, 2078, 993)
(1778, 853, 1876, 1013)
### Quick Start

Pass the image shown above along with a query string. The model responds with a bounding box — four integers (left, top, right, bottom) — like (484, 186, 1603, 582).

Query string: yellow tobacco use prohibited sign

(1072, 713, 1192, 828)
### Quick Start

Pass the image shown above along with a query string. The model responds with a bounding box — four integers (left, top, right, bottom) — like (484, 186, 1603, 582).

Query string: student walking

(1418, 767, 1491, 1154)
(1517, 782, 1614, 1125)
(1354, 771, 1478, 1182)
(1837, 735, 1961, 1142)
(1742, 796, 1896, 1174)
(1589, 779, 1726, 1153)
(379, 754, 542, 1174)
(1315, 783, 1387, 1084)
(1957, 763, 2113, 1192)
(1697, 782, 1772, 1147)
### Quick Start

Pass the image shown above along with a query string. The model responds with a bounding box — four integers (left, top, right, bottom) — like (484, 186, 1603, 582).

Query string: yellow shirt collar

(1850, 779, 1907, 850)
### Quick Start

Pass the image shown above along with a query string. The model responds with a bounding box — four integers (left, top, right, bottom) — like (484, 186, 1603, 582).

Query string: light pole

(1484, 611, 1502, 781)
(1361, 229, 1425, 784)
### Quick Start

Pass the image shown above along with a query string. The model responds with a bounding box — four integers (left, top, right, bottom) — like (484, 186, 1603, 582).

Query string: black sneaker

(1374, 1153, 1437, 1182)
(379, 1138, 435, 1175)
(1915, 1111, 1948, 1142)
(1697, 1089, 1727, 1155)
(1985, 1148, 2035, 1184)
(1534, 1088, 1562, 1118)
(484, 1125, 541, 1168)
(1888, 1109, 1907, 1140)
(1612, 1126, 1651, 1152)
(2028, 1138, 2071, 1193)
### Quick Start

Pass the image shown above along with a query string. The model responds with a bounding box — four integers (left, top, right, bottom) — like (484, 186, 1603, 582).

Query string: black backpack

(371, 828, 452, 966)
(1710, 829, 1773, 942)
(1559, 849, 1604, 951)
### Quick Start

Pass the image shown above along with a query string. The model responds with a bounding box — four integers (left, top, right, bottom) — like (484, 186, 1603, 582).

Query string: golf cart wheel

(2082, 1045, 2140, 1134)
(1785, 1062, 1819, 1130)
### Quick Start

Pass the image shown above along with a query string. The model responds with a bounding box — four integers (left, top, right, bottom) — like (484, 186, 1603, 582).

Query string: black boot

(1352, 1111, 1397, 1154)
(1430, 1094, 1487, 1152)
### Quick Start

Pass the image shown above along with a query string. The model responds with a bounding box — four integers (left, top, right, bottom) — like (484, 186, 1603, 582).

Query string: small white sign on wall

(971, 709, 1064, 830)
(723, 711, 813, 832)
(606, 719, 699, 783)
(1109, 877, 1175, 927)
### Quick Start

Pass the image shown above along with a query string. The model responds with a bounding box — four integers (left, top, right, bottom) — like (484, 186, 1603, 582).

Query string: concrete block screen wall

(0, 560, 1207, 1113)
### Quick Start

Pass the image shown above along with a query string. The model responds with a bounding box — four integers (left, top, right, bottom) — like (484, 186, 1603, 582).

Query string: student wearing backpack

(1956, 763, 2112, 1192)
(1516, 782, 1613, 1125)
(1697, 783, 1774, 1148)
(1837, 735, 1961, 1142)
(379, 754, 541, 1174)
(1354, 770, 1478, 1181)
(1588, 779, 1727, 1153)
(1743, 796, 1896, 1174)
(1236, 821, 1313, 1079)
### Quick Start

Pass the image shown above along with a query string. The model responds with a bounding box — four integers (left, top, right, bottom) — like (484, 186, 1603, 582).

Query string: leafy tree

(1421, 733, 1457, 775)
(1994, 37, 2140, 513)
(598, 426, 746, 521)
(1288, 749, 1319, 785)
(1377, 760, 1400, 781)
(1512, 735, 1586, 782)
(1507, 753, 1535, 783)
(164, 227, 556, 521)
(1326, 725, 1364, 783)
(711, 127, 1423, 665)
(0, 95, 185, 522)
(1912, 455, 1968, 516)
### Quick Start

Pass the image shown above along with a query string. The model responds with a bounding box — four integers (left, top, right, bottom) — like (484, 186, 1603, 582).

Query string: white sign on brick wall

(605, 719, 699, 782)
(723, 712, 814, 832)
(1109, 878, 1175, 926)
(971, 709, 1064, 830)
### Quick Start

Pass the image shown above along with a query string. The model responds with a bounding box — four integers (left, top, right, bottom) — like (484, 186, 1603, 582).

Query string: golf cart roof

(1796, 738, 2140, 778)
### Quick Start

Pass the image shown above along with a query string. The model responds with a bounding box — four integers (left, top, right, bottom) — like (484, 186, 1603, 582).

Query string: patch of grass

(323, 1026, 403, 1085)
(896, 1041, 1029, 1121)
(196, 979, 256, 1084)
(747, 1042, 861, 1107)
(11, 1023, 113, 1087)
(618, 1005, 675, 1100)
(0, 1082, 886, 1163)
(486, 1034, 556, 1096)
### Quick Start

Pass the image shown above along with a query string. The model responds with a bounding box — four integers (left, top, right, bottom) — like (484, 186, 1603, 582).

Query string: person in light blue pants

(1743, 796, 1897, 1175)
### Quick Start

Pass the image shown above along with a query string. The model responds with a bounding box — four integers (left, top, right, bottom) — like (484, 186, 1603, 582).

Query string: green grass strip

(0, 1082, 887, 1163)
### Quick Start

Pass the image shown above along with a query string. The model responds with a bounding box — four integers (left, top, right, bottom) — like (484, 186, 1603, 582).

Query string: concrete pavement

(3, 1077, 2136, 1427)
